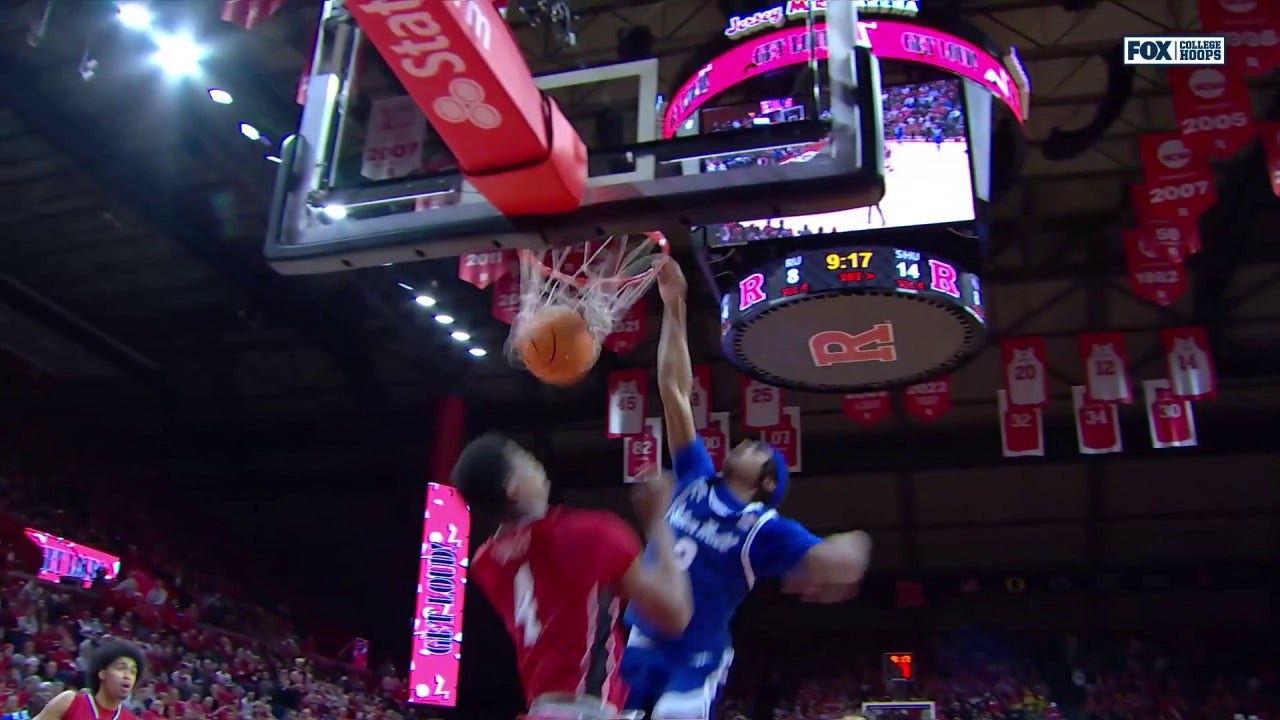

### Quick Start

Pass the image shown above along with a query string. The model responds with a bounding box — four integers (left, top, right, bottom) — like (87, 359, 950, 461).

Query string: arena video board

(700, 77, 975, 244)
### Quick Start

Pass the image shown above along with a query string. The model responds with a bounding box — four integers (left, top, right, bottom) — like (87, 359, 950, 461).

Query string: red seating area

(0, 471, 413, 720)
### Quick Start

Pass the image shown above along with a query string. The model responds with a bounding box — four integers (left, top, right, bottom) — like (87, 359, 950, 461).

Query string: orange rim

(519, 232, 669, 291)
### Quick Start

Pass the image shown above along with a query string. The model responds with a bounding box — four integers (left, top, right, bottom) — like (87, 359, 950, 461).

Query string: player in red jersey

(455, 433, 693, 719)
(35, 640, 143, 720)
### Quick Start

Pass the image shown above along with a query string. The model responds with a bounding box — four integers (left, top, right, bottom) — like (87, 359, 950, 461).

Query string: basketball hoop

(506, 232, 668, 368)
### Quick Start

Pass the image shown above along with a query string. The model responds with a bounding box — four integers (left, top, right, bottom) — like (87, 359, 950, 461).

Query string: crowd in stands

(3, 465, 1278, 720)
(0, 470, 415, 720)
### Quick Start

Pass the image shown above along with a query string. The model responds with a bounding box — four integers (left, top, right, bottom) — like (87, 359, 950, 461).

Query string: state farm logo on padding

(1158, 139, 1194, 169)
(1188, 68, 1227, 100)
(1218, 0, 1256, 13)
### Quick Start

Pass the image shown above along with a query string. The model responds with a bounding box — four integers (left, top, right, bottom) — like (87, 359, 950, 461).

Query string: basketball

(516, 306, 599, 386)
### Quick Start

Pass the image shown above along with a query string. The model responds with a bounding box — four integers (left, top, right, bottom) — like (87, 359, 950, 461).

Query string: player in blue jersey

(620, 258, 873, 720)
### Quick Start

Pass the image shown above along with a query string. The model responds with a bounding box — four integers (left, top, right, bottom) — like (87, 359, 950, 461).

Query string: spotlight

(434, 314, 455, 325)
(450, 331, 471, 342)
(265, 155, 281, 164)
(117, 2, 152, 30)
(152, 33, 204, 78)
(468, 347, 487, 357)
(207, 88, 233, 104)
(320, 204, 347, 220)
(239, 122, 261, 141)
(414, 295, 437, 308)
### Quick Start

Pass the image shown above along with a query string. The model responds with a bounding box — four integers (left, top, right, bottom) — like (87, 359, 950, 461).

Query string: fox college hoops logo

(1157, 138, 1194, 169)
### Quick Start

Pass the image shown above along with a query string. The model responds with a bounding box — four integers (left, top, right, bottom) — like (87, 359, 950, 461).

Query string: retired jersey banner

(624, 417, 664, 483)
(490, 273, 521, 324)
(1144, 379, 1198, 449)
(1195, 0, 1280, 76)
(606, 369, 647, 438)
(690, 365, 713, 430)
(458, 250, 514, 289)
(1078, 332, 1133, 403)
(741, 377, 782, 429)
(1136, 134, 1217, 220)
(998, 389, 1045, 458)
(1000, 336, 1049, 408)
(700, 411, 730, 473)
(1166, 66, 1257, 158)
(904, 377, 951, 422)
(604, 297, 647, 355)
(1124, 228, 1188, 307)
(1160, 326, 1218, 399)
(760, 406, 801, 472)
(362, 95, 427, 180)
(843, 392, 892, 426)
(1072, 386, 1123, 455)
(1260, 121, 1280, 198)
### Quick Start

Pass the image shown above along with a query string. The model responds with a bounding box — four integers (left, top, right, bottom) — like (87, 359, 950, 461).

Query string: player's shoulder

(550, 506, 629, 534)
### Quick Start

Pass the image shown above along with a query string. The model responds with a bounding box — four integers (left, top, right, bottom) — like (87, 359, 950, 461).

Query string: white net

(506, 233, 667, 366)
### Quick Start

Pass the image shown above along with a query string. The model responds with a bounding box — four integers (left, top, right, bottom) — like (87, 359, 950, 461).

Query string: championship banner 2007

(362, 95, 427, 180)
(1136, 133, 1217, 221)
(623, 417, 664, 483)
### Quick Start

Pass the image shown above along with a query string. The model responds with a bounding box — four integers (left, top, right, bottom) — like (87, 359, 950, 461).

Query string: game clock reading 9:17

(813, 247, 944, 293)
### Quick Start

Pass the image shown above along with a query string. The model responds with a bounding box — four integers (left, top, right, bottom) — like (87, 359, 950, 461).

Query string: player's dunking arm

(654, 258, 696, 456)
(33, 690, 77, 720)
(620, 471, 694, 636)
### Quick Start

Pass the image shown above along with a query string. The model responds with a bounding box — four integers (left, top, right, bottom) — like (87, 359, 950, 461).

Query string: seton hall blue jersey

(625, 439, 821, 658)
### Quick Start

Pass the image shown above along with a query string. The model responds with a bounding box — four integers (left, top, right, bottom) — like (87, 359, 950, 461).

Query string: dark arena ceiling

(0, 0, 1278, 491)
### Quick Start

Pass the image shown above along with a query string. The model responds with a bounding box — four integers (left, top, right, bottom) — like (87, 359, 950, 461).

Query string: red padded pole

(348, 0, 587, 215)
(430, 395, 467, 485)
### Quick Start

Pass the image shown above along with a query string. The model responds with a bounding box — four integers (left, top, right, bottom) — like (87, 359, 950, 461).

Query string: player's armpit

(799, 530, 872, 585)
(33, 690, 77, 720)
(618, 553, 693, 638)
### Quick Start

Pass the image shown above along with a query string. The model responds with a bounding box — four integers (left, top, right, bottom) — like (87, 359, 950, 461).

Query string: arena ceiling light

(450, 331, 470, 342)
(413, 294, 436, 307)
(207, 88, 233, 105)
(434, 314, 455, 325)
(117, 2, 152, 30)
(468, 348, 487, 357)
(238, 122, 262, 141)
(319, 204, 347, 220)
(151, 33, 205, 78)
(265, 155, 281, 164)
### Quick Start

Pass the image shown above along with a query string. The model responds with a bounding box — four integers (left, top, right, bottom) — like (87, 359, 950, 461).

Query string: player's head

(87, 639, 143, 700)
(722, 439, 790, 507)
(452, 432, 550, 520)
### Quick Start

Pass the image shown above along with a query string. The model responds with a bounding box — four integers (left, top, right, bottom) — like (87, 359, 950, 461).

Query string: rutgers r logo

(810, 322, 897, 367)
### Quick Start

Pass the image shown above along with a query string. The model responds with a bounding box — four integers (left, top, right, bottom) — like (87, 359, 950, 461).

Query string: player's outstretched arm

(654, 257, 696, 455)
(796, 530, 872, 586)
(620, 470, 693, 636)
(33, 690, 77, 720)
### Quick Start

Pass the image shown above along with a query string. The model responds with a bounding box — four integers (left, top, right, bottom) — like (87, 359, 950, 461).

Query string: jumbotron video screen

(704, 78, 974, 246)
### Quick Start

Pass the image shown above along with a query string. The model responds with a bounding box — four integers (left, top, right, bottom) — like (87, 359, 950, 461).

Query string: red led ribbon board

(664, 19, 1024, 137)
